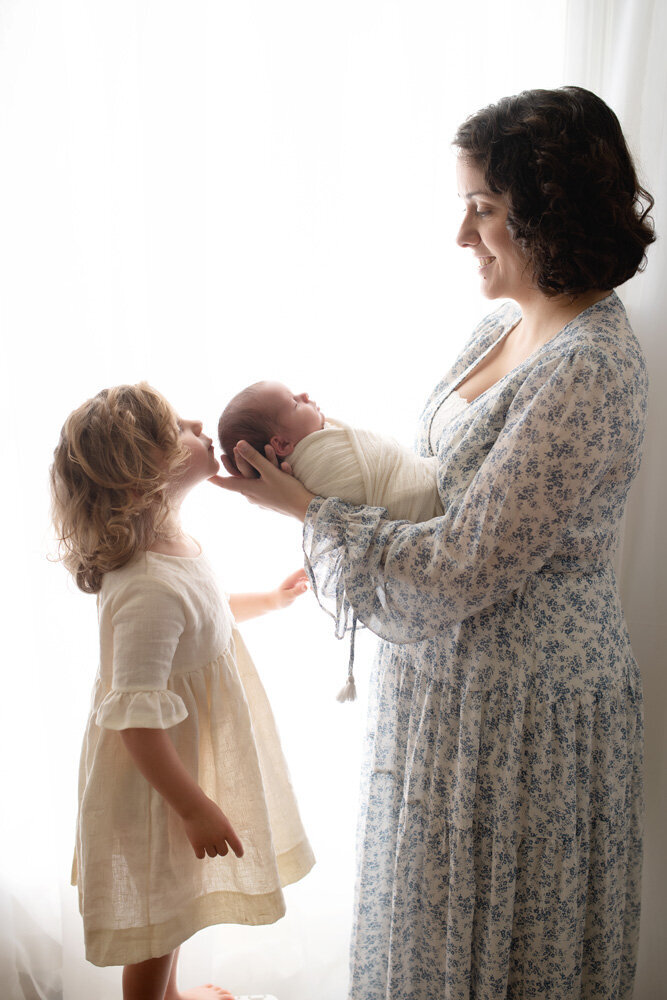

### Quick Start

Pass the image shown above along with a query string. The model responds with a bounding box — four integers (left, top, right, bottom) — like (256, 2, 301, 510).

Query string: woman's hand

(209, 441, 315, 522)
(181, 795, 244, 860)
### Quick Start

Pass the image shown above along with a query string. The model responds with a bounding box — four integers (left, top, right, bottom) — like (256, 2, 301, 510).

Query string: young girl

(51, 382, 315, 1000)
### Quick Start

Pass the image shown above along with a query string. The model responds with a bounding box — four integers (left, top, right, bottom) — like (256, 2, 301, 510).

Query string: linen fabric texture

(289, 418, 444, 522)
(72, 549, 314, 967)
(303, 292, 646, 1000)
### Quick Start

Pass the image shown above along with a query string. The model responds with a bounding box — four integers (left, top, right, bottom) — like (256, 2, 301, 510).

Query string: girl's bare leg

(123, 951, 175, 1000)
(164, 946, 235, 1000)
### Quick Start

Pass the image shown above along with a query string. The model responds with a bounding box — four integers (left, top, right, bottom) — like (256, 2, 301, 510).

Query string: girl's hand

(209, 441, 315, 522)
(273, 568, 309, 609)
(181, 796, 244, 860)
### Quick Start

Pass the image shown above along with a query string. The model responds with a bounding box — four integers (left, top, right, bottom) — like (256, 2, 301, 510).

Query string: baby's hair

(218, 382, 276, 474)
(51, 382, 190, 594)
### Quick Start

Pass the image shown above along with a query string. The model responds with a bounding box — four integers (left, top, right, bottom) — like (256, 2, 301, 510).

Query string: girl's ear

(269, 434, 294, 459)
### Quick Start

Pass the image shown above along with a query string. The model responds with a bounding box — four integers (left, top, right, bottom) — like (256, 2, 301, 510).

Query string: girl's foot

(173, 988, 235, 1000)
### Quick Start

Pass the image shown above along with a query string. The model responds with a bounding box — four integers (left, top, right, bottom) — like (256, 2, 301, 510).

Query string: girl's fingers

(282, 568, 308, 589)
(228, 830, 244, 858)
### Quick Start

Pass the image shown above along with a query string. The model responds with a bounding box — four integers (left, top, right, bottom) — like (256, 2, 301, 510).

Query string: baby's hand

(181, 796, 244, 860)
(273, 568, 309, 610)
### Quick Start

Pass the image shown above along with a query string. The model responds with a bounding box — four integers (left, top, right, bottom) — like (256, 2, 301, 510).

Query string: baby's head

(219, 381, 324, 472)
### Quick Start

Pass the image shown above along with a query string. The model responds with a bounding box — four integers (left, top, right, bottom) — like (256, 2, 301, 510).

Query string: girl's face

(175, 418, 220, 491)
(455, 156, 532, 303)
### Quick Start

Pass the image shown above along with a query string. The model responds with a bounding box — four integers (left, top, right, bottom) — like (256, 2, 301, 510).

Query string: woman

(214, 87, 654, 1000)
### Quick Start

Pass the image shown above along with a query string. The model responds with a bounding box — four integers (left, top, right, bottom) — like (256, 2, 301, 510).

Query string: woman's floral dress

(303, 292, 647, 1000)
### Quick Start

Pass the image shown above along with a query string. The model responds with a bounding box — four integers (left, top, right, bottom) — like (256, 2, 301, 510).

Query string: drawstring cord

(336, 615, 358, 703)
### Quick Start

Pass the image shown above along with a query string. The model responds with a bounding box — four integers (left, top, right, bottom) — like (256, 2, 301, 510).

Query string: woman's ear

(269, 434, 294, 459)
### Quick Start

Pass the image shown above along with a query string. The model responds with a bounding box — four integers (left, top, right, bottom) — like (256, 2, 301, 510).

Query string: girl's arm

(121, 727, 244, 860)
(229, 568, 308, 622)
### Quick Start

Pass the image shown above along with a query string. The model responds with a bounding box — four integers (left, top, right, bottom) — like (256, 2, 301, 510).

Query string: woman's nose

(456, 213, 480, 249)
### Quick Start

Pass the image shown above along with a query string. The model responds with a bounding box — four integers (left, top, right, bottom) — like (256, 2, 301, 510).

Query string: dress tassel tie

(336, 616, 358, 703)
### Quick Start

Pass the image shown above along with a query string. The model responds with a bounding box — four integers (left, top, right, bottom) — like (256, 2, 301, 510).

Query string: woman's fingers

(220, 453, 241, 477)
(264, 443, 280, 468)
(233, 443, 261, 478)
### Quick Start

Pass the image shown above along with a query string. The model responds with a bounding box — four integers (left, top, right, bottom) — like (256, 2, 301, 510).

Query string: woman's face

(456, 156, 532, 302)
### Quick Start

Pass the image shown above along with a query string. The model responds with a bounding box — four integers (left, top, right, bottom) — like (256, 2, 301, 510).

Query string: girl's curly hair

(50, 382, 190, 594)
(453, 86, 655, 296)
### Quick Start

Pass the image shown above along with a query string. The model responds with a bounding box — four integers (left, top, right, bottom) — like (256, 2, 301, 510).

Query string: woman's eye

(475, 209, 491, 217)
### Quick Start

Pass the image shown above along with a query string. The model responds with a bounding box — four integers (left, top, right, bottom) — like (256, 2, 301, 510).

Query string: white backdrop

(1, 2, 662, 999)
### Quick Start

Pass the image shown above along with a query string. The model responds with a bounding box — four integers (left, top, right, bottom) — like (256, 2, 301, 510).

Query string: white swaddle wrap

(289, 418, 443, 522)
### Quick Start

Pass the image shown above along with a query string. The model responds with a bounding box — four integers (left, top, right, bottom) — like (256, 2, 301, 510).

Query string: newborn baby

(218, 381, 444, 522)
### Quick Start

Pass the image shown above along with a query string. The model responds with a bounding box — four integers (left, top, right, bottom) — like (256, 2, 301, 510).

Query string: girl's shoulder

(99, 547, 213, 610)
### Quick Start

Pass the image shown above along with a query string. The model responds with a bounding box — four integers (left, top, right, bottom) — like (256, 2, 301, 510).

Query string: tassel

(336, 675, 357, 703)
(336, 616, 358, 703)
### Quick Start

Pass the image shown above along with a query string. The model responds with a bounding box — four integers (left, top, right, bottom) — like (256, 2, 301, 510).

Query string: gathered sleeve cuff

(303, 495, 395, 639)
(96, 688, 188, 730)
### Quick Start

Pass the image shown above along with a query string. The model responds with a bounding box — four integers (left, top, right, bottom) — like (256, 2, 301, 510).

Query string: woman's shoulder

(464, 300, 522, 352)
(542, 291, 648, 386)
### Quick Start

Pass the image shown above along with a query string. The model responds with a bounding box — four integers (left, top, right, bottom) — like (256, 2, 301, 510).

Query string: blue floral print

(303, 292, 646, 1000)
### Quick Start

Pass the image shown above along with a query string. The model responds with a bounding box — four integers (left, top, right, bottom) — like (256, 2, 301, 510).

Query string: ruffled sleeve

(96, 575, 188, 730)
(303, 341, 647, 644)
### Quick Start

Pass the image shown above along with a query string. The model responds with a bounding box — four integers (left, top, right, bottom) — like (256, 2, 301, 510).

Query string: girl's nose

(192, 420, 203, 435)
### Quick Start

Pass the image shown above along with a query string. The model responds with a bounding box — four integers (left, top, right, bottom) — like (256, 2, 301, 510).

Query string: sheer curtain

(4, 2, 663, 998)
(564, 3, 667, 996)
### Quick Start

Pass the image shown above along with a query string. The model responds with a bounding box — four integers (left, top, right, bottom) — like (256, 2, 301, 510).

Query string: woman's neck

(514, 287, 612, 348)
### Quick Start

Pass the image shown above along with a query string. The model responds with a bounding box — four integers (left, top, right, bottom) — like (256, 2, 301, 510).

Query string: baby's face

(259, 382, 325, 446)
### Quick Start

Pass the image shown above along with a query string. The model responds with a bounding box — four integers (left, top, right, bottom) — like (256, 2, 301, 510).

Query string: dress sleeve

(303, 345, 640, 643)
(96, 575, 188, 730)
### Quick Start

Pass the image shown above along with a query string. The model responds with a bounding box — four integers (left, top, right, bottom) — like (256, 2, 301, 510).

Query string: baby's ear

(270, 434, 294, 459)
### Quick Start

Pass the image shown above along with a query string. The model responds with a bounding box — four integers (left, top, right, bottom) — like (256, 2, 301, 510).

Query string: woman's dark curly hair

(453, 86, 655, 296)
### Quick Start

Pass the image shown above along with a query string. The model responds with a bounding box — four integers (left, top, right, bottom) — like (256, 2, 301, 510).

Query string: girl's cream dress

(73, 548, 314, 967)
